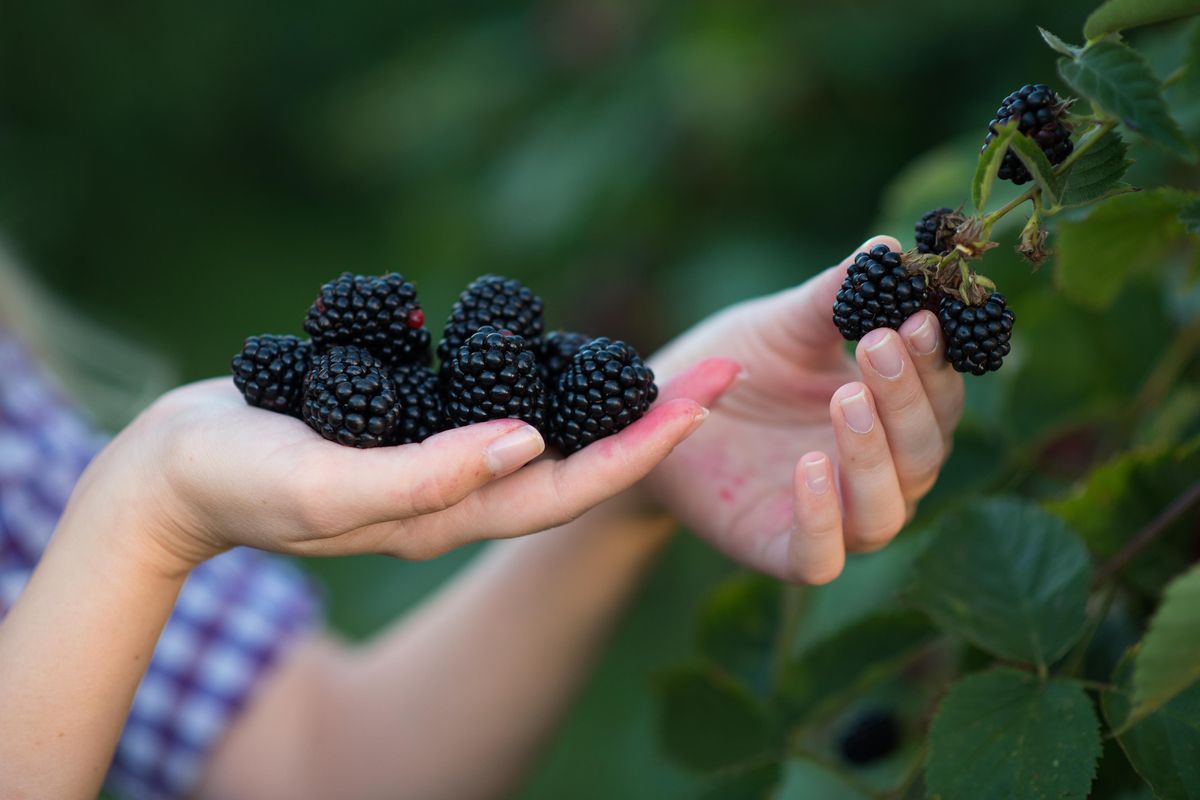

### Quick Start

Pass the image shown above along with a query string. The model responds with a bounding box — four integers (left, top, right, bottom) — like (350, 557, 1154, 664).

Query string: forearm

(0, 453, 189, 799)
(201, 498, 674, 800)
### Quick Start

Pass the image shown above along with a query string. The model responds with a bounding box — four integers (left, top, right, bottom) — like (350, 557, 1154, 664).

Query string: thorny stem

(1093, 480, 1200, 587)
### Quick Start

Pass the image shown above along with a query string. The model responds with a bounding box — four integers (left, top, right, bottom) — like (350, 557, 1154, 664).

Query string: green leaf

(927, 668, 1102, 800)
(776, 759, 874, 800)
(696, 572, 781, 697)
(907, 497, 1091, 670)
(1040, 27, 1082, 58)
(776, 611, 935, 724)
(1007, 132, 1063, 206)
(1058, 128, 1134, 207)
(972, 119, 1017, 211)
(1183, 196, 1200, 234)
(1054, 188, 1193, 308)
(656, 665, 778, 772)
(1104, 650, 1200, 800)
(1132, 564, 1200, 720)
(698, 761, 783, 800)
(1084, 0, 1200, 41)
(1058, 41, 1193, 159)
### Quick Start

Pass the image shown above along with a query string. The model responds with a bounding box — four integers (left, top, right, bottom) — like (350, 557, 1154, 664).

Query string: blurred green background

(7, 0, 1183, 797)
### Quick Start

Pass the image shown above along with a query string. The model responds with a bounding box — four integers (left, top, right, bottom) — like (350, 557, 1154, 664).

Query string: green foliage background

(3, 1, 1198, 797)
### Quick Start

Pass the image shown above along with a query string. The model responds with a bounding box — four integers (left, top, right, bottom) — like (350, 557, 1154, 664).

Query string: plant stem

(887, 744, 929, 799)
(1060, 583, 1117, 677)
(1093, 480, 1200, 587)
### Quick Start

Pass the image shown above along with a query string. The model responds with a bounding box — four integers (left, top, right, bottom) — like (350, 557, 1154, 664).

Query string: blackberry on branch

(437, 275, 544, 365)
(914, 207, 955, 255)
(832, 245, 929, 341)
(838, 710, 901, 765)
(549, 338, 657, 455)
(231, 334, 312, 416)
(304, 272, 431, 367)
(390, 364, 445, 445)
(539, 330, 591, 387)
(301, 346, 401, 448)
(983, 84, 1073, 185)
(443, 327, 546, 429)
(938, 292, 1015, 375)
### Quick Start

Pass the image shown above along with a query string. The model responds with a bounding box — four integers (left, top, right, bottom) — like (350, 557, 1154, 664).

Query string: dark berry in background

(983, 84, 1073, 185)
(301, 345, 401, 448)
(437, 275, 545, 365)
(304, 272, 431, 367)
(231, 334, 312, 417)
(939, 292, 1014, 375)
(443, 326, 546, 429)
(832, 245, 929, 341)
(838, 709, 901, 765)
(914, 207, 955, 256)
(539, 330, 592, 387)
(390, 364, 445, 445)
(549, 337, 657, 455)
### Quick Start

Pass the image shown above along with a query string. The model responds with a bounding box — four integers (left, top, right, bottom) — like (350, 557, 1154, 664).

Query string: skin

(0, 235, 962, 799)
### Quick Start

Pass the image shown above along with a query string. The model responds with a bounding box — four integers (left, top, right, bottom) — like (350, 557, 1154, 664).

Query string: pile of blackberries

(232, 273, 657, 450)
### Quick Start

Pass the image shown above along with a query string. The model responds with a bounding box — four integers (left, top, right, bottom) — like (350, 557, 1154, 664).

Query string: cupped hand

(87, 361, 740, 574)
(647, 235, 965, 584)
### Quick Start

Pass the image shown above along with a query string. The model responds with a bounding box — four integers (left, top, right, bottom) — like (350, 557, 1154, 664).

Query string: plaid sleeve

(0, 333, 324, 800)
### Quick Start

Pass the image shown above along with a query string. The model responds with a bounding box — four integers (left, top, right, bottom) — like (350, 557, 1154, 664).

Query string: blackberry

(983, 84, 1073, 185)
(437, 275, 544, 365)
(838, 710, 900, 765)
(304, 272, 431, 367)
(539, 330, 591, 387)
(549, 338, 657, 454)
(231, 335, 312, 416)
(832, 245, 929, 341)
(914, 207, 955, 256)
(443, 327, 546, 429)
(938, 292, 1015, 375)
(390, 364, 445, 445)
(301, 346, 400, 448)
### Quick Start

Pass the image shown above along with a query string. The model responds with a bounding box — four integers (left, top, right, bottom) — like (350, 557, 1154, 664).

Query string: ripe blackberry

(231, 335, 312, 416)
(549, 338, 657, 454)
(301, 346, 400, 448)
(832, 245, 929, 341)
(539, 330, 591, 387)
(914, 207, 955, 255)
(443, 327, 546, 429)
(938, 293, 1015, 375)
(390, 364, 445, 445)
(983, 84, 1073, 185)
(303, 272, 431, 367)
(437, 275, 544, 365)
(838, 710, 900, 765)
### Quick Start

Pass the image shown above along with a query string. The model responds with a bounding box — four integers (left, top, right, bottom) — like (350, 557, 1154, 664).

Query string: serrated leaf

(696, 572, 781, 697)
(1059, 128, 1134, 207)
(972, 120, 1017, 211)
(1007, 132, 1063, 205)
(656, 665, 778, 772)
(927, 668, 1102, 800)
(1040, 27, 1083, 57)
(1059, 41, 1194, 159)
(1132, 564, 1200, 720)
(1104, 651, 1200, 800)
(1084, 0, 1200, 41)
(1054, 188, 1193, 308)
(907, 497, 1091, 670)
(699, 761, 783, 800)
(776, 611, 935, 724)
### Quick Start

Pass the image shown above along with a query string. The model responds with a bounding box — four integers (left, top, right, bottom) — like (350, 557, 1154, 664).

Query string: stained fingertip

(655, 357, 744, 407)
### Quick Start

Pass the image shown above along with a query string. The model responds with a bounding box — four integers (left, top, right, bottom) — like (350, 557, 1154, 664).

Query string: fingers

(829, 382, 907, 552)
(391, 398, 710, 552)
(655, 357, 744, 407)
(787, 452, 846, 584)
(897, 310, 964, 445)
(855, 327, 946, 503)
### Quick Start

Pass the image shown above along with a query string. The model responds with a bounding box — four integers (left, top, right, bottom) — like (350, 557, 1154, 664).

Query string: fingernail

(801, 454, 829, 495)
(484, 425, 545, 475)
(865, 333, 904, 380)
(906, 315, 937, 356)
(839, 389, 874, 434)
(685, 407, 710, 435)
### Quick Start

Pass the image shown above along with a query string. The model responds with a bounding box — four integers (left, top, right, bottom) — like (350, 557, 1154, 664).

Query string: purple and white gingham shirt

(0, 333, 323, 800)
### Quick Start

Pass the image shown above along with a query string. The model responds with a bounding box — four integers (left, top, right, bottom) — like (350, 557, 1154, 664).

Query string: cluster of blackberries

(232, 273, 657, 451)
(983, 83, 1073, 185)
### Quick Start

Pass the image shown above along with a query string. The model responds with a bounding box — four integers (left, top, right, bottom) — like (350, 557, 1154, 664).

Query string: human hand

(647, 235, 964, 584)
(83, 361, 739, 575)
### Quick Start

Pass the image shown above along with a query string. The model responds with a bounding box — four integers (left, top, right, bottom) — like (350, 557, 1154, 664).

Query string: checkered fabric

(0, 333, 323, 799)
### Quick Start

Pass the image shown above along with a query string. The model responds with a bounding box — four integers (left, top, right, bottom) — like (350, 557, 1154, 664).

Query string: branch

(1093, 480, 1200, 588)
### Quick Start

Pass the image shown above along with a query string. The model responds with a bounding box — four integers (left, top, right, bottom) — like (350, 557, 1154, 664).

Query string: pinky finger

(787, 452, 845, 584)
